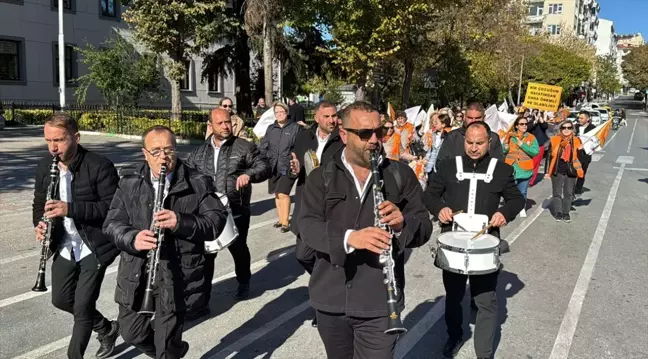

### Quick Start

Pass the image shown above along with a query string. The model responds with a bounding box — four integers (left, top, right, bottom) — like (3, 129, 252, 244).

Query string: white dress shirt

(315, 128, 330, 162)
(58, 167, 92, 262)
(341, 149, 374, 254)
(211, 137, 232, 175)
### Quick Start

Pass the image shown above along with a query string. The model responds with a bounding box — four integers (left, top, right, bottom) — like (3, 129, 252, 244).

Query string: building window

(547, 25, 561, 35)
(207, 71, 221, 93)
(528, 5, 543, 16)
(100, 0, 117, 17)
(52, 0, 72, 10)
(53, 44, 76, 85)
(548, 4, 563, 15)
(0, 39, 23, 82)
(179, 60, 191, 91)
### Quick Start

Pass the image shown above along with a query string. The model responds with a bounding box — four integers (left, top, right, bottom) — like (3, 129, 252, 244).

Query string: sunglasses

(518, 123, 528, 126)
(345, 127, 385, 140)
(221, 104, 232, 108)
(561, 126, 573, 130)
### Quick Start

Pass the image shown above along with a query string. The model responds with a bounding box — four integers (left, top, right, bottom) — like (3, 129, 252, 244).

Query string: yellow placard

(523, 83, 563, 112)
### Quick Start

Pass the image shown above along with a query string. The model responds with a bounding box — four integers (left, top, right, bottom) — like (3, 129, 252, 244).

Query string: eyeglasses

(384, 126, 394, 130)
(345, 127, 385, 140)
(518, 123, 528, 126)
(144, 148, 176, 157)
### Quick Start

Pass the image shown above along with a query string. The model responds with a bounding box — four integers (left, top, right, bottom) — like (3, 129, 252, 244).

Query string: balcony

(526, 15, 545, 24)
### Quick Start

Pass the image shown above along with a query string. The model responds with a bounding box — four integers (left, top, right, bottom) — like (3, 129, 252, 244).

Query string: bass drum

(204, 192, 239, 253)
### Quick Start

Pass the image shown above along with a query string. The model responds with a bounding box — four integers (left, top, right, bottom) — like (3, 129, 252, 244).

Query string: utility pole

(517, 55, 524, 106)
(58, 0, 66, 110)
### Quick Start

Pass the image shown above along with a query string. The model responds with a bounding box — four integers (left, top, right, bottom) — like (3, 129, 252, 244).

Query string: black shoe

(96, 320, 120, 359)
(180, 341, 189, 358)
(555, 213, 563, 222)
(273, 221, 282, 228)
(280, 225, 290, 233)
(235, 283, 250, 300)
(563, 214, 571, 223)
(311, 314, 318, 327)
(442, 337, 463, 358)
(185, 306, 211, 320)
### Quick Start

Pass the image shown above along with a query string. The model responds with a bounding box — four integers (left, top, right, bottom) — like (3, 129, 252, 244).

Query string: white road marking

(591, 153, 604, 162)
(627, 118, 638, 153)
(0, 251, 40, 265)
(603, 128, 620, 149)
(548, 164, 625, 359)
(12, 337, 72, 359)
(615, 156, 634, 165)
(613, 167, 648, 171)
(395, 200, 548, 359)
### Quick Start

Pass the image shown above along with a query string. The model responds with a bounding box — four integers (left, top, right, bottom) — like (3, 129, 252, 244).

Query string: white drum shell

(204, 193, 239, 253)
(434, 232, 500, 275)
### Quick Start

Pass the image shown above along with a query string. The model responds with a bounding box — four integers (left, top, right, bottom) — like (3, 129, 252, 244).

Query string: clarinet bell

(139, 290, 155, 315)
(31, 272, 47, 292)
(385, 312, 407, 335)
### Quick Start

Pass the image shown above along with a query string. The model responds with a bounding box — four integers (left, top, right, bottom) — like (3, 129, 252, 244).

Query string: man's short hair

(466, 101, 486, 116)
(465, 120, 491, 135)
(142, 125, 176, 148)
(578, 110, 590, 119)
(314, 100, 337, 114)
(272, 101, 289, 113)
(219, 97, 233, 106)
(395, 111, 407, 120)
(341, 101, 377, 127)
(45, 113, 78, 134)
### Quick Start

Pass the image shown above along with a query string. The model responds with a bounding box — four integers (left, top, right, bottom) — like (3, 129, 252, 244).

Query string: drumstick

(471, 224, 493, 240)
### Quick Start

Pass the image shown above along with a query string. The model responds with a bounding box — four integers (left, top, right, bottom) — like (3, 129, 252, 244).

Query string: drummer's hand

(348, 227, 391, 254)
(489, 212, 507, 227)
(154, 210, 178, 230)
(236, 174, 250, 190)
(289, 152, 300, 175)
(378, 201, 404, 231)
(438, 207, 454, 224)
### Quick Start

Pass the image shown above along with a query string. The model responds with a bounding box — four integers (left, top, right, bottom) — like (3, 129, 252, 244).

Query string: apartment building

(526, 0, 600, 44)
(616, 33, 645, 87)
(0, 0, 258, 109)
(595, 18, 616, 57)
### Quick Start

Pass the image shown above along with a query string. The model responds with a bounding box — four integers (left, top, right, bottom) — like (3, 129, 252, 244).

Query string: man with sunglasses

(436, 102, 504, 167)
(104, 125, 227, 359)
(298, 101, 433, 359)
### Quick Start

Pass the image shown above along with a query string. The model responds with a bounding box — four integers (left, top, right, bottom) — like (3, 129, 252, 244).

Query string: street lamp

(57, 0, 66, 110)
(517, 55, 525, 106)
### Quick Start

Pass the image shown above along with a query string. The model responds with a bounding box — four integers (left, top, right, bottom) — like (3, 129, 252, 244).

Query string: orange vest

(505, 133, 536, 171)
(548, 136, 584, 178)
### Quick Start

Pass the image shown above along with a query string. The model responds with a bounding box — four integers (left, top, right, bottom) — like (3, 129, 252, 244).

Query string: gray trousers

(551, 174, 576, 214)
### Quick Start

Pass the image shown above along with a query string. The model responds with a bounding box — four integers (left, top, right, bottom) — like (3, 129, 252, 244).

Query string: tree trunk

(235, 32, 253, 117)
(401, 58, 414, 108)
(263, 17, 274, 105)
(171, 77, 181, 120)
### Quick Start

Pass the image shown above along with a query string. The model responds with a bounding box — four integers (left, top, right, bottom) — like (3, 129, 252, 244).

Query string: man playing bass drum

(287, 100, 344, 327)
(424, 121, 524, 359)
(298, 101, 433, 359)
(103, 126, 227, 358)
(33, 113, 121, 359)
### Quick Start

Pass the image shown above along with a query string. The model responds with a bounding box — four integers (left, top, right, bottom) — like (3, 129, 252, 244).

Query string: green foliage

(78, 112, 207, 139)
(622, 45, 648, 90)
(75, 35, 163, 108)
(3, 109, 58, 125)
(302, 71, 346, 104)
(596, 54, 622, 96)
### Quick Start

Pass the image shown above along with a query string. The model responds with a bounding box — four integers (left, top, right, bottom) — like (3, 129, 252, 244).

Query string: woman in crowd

(503, 115, 539, 218)
(423, 112, 453, 174)
(545, 120, 585, 223)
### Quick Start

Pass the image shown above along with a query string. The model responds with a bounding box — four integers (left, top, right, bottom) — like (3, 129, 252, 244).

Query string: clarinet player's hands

(348, 228, 392, 254)
(34, 221, 46, 241)
(378, 201, 404, 231)
(134, 230, 157, 251)
(154, 210, 178, 230)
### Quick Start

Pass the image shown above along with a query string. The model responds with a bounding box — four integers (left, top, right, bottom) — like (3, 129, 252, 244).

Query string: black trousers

(295, 234, 316, 274)
(204, 213, 251, 302)
(316, 311, 397, 359)
(118, 296, 185, 359)
(51, 253, 111, 359)
(574, 161, 590, 194)
(551, 174, 577, 214)
(443, 270, 498, 358)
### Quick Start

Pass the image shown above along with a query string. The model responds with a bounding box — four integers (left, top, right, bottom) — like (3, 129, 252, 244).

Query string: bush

(5, 109, 57, 125)
(78, 112, 207, 140)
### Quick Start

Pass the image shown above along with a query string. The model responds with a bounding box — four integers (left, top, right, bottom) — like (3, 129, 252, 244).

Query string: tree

(596, 54, 622, 98)
(123, 0, 236, 115)
(75, 35, 162, 108)
(622, 45, 648, 91)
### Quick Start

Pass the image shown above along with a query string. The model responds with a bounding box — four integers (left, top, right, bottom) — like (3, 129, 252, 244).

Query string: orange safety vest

(548, 136, 584, 178)
(505, 133, 536, 171)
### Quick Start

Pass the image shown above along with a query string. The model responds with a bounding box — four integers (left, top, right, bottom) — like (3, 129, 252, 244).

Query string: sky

(598, 0, 648, 37)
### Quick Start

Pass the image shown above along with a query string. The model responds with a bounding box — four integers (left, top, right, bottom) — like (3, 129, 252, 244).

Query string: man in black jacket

(436, 102, 504, 166)
(286, 100, 344, 327)
(573, 111, 596, 196)
(185, 108, 271, 308)
(103, 126, 226, 359)
(424, 121, 525, 359)
(298, 101, 433, 359)
(33, 113, 120, 359)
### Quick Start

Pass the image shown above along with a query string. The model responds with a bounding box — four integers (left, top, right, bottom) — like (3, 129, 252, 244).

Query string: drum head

(438, 231, 499, 250)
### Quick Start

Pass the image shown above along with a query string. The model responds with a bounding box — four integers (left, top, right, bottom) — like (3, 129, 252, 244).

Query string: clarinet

(370, 151, 407, 335)
(32, 156, 60, 292)
(139, 165, 167, 315)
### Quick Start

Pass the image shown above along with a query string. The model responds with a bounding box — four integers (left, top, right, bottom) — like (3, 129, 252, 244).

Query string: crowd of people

(30, 95, 609, 359)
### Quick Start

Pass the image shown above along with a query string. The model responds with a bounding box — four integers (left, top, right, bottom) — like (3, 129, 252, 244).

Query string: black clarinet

(139, 165, 167, 315)
(370, 151, 407, 335)
(32, 156, 60, 292)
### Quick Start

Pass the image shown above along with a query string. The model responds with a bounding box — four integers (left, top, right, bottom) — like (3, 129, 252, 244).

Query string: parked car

(598, 109, 610, 123)
(634, 92, 645, 101)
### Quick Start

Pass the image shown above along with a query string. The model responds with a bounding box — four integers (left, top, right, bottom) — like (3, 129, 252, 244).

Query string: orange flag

(388, 103, 396, 122)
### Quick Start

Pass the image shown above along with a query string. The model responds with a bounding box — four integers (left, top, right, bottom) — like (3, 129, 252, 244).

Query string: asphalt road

(0, 96, 646, 359)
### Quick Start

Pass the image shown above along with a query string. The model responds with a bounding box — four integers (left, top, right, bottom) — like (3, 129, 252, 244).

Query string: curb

(79, 130, 205, 145)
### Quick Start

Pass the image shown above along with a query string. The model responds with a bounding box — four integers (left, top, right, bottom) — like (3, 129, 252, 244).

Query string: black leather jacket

(184, 135, 271, 214)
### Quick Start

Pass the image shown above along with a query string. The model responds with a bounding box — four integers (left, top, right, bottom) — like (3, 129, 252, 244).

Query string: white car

(597, 109, 609, 123)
